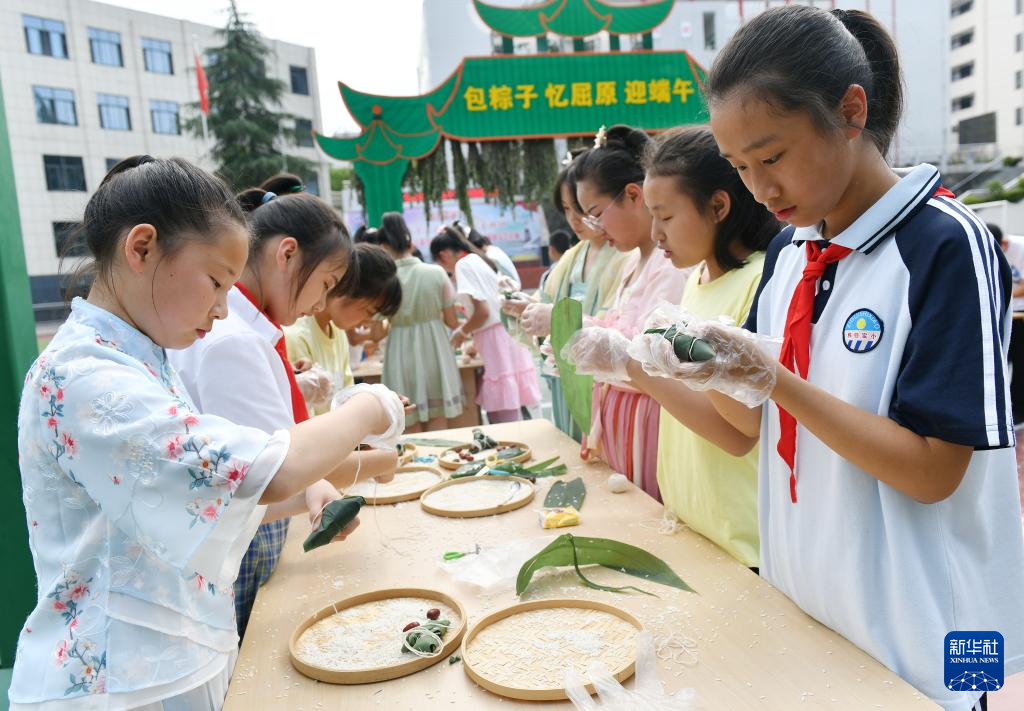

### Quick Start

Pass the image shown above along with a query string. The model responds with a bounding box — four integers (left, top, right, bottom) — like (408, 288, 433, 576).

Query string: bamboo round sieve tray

(419, 475, 534, 518)
(289, 587, 467, 684)
(461, 598, 643, 701)
(343, 464, 445, 505)
(396, 442, 417, 464)
(437, 440, 532, 470)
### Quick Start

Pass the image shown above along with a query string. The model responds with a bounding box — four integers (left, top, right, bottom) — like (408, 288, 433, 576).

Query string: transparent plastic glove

(627, 302, 778, 408)
(565, 631, 697, 711)
(563, 327, 631, 383)
(500, 291, 533, 318)
(295, 366, 335, 407)
(521, 302, 554, 337)
(330, 383, 406, 449)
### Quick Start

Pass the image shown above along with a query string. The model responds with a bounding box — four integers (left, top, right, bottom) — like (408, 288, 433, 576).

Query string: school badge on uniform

(842, 309, 884, 353)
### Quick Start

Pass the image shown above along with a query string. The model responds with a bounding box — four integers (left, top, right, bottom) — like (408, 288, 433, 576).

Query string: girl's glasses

(581, 187, 626, 232)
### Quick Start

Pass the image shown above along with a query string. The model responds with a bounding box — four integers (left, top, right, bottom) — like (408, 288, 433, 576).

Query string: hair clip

(261, 191, 278, 204)
(560, 151, 574, 166)
(594, 125, 608, 149)
(290, 185, 305, 193)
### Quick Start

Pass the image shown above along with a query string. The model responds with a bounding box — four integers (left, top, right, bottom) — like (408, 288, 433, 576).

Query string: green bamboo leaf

(550, 298, 593, 432)
(516, 533, 695, 597)
(544, 478, 586, 509)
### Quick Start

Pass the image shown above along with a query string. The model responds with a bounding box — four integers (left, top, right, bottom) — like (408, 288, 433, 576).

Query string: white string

(654, 632, 700, 667)
(639, 509, 685, 535)
(400, 620, 451, 658)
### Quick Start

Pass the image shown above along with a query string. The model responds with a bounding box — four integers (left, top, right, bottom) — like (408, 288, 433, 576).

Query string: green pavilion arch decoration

(316, 0, 707, 228)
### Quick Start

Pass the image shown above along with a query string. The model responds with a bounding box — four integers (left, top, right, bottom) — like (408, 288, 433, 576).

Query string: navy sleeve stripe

(859, 168, 941, 254)
(742, 226, 794, 333)
(928, 198, 1012, 447)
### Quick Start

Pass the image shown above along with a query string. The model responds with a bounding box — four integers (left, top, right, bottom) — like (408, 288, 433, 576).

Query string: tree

(188, 1, 312, 190)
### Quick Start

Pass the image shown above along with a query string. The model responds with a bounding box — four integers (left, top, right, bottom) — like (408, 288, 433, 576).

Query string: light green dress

(383, 257, 465, 426)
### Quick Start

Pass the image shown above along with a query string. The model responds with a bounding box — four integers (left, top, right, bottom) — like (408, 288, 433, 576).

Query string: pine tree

(189, 1, 312, 190)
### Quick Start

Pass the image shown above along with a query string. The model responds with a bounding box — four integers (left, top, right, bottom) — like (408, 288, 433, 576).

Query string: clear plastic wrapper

(521, 302, 554, 337)
(626, 302, 779, 408)
(562, 326, 631, 383)
(564, 631, 698, 710)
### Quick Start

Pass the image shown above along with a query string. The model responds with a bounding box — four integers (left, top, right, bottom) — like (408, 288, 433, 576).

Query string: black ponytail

(573, 125, 650, 198)
(64, 155, 246, 300)
(237, 186, 352, 305)
(377, 212, 413, 255)
(706, 5, 903, 156)
(645, 127, 781, 271)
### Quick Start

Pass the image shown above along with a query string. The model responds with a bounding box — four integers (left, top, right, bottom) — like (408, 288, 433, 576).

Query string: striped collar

(790, 164, 941, 254)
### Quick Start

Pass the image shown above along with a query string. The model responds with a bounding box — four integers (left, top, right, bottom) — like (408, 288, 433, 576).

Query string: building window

(295, 118, 314, 147)
(142, 38, 173, 74)
(98, 94, 131, 131)
(53, 222, 86, 257)
(105, 158, 121, 172)
(951, 0, 973, 16)
(1018, 0, 1023, 15)
(1018, 107, 1023, 126)
(952, 94, 975, 112)
(1017, 33, 1023, 53)
(150, 100, 179, 134)
(951, 62, 974, 81)
(1017, 70, 1023, 90)
(702, 12, 716, 51)
(88, 27, 122, 66)
(33, 86, 76, 125)
(43, 156, 86, 191)
(23, 15, 67, 58)
(290, 65, 309, 95)
(951, 30, 974, 49)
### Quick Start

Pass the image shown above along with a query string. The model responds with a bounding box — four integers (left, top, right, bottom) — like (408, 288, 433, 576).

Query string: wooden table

(352, 351, 485, 428)
(225, 420, 936, 710)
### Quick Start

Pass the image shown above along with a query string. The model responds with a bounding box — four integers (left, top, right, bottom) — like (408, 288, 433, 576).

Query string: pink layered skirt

(473, 323, 541, 412)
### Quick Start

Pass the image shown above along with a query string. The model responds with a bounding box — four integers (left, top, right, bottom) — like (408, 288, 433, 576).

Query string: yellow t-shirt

(656, 252, 765, 567)
(284, 315, 355, 416)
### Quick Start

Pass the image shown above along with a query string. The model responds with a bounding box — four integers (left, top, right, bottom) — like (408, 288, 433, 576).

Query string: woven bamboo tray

(461, 598, 642, 701)
(289, 587, 466, 684)
(419, 475, 534, 518)
(343, 464, 445, 505)
(437, 440, 532, 470)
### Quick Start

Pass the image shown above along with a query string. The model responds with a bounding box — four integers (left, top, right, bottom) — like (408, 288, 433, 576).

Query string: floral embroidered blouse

(10, 299, 289, 709)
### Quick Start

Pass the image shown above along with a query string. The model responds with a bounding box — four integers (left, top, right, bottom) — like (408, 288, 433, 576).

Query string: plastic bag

(330, 383, 406, 449)
(438, 537, 555, 592)
(565, 631, 697, 710)
(627, 302, 780, 408)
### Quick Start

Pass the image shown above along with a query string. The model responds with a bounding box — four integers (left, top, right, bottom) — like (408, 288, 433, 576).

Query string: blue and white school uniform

(11, 298, 288, 709)
(745, 164, 1024, 710)
(168, 286, 295, 637)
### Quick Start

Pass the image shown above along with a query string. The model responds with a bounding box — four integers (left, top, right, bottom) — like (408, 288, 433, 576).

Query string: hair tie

(560, 151, 574, 166)
(261, 191, 277, 204)
(594, 125, 608, 149)
(290, 185, 305, 193)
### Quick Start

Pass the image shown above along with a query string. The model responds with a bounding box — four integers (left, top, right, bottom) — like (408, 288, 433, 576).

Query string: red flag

(195, 52, 209, 115)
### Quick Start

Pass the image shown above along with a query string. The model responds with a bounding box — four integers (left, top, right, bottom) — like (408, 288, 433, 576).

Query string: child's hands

(521, 302, 554, 337)
(296, 366, 335, 407)
(563, 327, 631, 382)
(306, 479, 360, 542)
(292, 357, 313, 373)
(628, 315, 778, 408)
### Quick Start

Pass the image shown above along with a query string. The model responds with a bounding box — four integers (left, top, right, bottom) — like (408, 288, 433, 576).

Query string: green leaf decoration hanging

(550, 298, 592, 432)
(516, 533, 695, 597)
(450, 139, 474, 226)
(544, 477, 586, 510)
(303, 496, 365, 552)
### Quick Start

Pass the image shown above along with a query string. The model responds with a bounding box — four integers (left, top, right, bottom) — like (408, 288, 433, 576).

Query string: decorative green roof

(315, 108, 440, 166)
(472, 0, 674, 39)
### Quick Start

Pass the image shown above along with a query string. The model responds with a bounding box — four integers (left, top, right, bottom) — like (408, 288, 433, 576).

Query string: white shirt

(745, 164, 1024, 711)
(11, 299, 287, 709)
(486, 245, 521, 289)
(169, 286, 295, 433)
(1002, 235, 1024, 312)
(454, 254, 502, 330)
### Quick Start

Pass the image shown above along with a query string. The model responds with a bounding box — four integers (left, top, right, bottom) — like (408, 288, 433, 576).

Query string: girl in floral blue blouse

(10, 156, 403, 710)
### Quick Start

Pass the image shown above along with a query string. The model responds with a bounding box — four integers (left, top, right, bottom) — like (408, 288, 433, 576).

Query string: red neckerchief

(776, 184, 955, 503)
(234, 283, 309, 424)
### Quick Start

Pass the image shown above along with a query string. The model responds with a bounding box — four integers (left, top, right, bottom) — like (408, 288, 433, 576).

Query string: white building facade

(417, 0, 947, 168)
(948, 0, 1024, 162)
(1, 0, 329, 315)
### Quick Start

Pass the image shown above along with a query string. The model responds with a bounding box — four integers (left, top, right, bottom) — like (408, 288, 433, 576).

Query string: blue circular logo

(842, 309, 884, 353)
